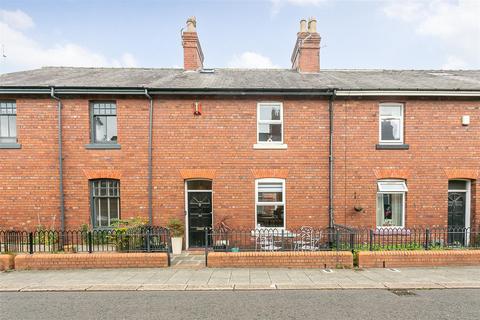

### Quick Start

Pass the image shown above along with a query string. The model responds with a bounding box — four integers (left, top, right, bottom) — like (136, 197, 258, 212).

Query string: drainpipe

(328, 89, 337, 229)
(144, 89, 153, 225)
(50, 87, 65, 232)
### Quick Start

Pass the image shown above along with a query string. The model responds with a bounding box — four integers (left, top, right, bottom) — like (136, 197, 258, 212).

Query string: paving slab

(234, 284, 277, 290)
(438, 282, 480, 289)
(276, 283, 341, 290)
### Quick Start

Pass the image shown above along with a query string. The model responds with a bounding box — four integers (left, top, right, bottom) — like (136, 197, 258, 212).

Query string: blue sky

(0, 0, 479, 73)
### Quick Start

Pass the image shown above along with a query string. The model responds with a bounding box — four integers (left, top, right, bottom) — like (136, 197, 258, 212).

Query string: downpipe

(144, 89, 154, 226)
(50, 87, 65, 233)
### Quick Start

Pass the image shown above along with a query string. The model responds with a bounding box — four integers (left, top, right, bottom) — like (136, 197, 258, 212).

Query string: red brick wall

(333, 97, 480, 229)
(1, 95, 479, 232)
(0, 254, 14, 270)
(358, 250, 480, 268)
(14, 252, 168, 270)
(0, 96, 330, 231)
(207, 251, 353, 268)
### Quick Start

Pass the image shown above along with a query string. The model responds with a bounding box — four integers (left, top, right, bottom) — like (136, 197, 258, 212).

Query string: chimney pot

(308, 18, 317, 33)
(186, 16, 196, 32)
(299, 19, 307, 33)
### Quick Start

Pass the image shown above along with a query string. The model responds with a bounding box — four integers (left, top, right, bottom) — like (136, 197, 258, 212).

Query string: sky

(0, 0, 479, 74)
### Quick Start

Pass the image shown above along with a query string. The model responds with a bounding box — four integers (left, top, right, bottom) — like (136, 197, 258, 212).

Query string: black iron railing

(207, 226, 355, 252)
(206, 226, 480, 252)
(0, 227, 170, 254)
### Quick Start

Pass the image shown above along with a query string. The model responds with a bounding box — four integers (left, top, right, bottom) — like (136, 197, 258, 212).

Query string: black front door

(448, 191, 466, 245)
(188, 191, 212, 247)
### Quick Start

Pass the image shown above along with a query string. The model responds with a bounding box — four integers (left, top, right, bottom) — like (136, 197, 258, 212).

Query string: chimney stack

(291, 17, 321, 73)
(182, 17, 204, 71)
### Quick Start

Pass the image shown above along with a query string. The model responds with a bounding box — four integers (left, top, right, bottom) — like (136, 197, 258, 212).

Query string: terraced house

(1, 17, 479, 249)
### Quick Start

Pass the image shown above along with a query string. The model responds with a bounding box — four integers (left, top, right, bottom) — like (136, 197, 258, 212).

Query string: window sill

(0, 143, 22, 149)
(253, 143, 288, 150)
(85, 143, 121, 150)
(376, 144, 409, 150)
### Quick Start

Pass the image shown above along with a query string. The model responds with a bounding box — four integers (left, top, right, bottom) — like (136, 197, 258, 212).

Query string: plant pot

(171, 237, 183, 255)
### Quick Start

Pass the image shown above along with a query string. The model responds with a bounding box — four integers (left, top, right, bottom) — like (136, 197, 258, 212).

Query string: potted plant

(167, 218, 185, 255)
(213, 216, 232, 251)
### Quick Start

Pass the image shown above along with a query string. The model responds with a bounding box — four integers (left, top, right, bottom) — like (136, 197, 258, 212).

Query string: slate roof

(1, 67, 480, 91)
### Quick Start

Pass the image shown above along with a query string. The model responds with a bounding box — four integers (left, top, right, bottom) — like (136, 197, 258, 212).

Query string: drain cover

(390, 289, 417, 296)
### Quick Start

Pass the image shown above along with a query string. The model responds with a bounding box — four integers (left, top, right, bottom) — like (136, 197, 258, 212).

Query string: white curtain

(391, 194, 403, 226)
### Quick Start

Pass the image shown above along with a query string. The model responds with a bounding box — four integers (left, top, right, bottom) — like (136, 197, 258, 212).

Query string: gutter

(1, 87, 479, 96)
(144, 89, 154, 226)
(50, 87, 65, 232)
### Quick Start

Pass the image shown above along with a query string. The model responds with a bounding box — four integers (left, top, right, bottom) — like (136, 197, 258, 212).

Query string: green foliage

(167, 218, 185, 238)
(34, 225, 58, 248)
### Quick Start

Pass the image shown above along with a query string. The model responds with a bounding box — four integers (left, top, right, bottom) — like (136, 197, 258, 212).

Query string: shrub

(167, 218, 185, 238)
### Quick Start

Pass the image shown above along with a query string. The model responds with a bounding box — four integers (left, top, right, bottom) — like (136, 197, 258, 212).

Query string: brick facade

(0, 95, 479, 233)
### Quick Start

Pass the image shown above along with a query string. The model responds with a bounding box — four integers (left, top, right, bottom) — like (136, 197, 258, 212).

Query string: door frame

(184, 179, 213, 250)
(447, 179, 471, 230)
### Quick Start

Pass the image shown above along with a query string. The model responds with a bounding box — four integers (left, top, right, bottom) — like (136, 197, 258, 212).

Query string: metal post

(29, 232, 34, 254)
(335, 230, 340, 251)
(369, 229, 374, 251)
(88, 231, 93, 253)
(281, 229, 285, 251)
(146, 229, 151, 252)
(350, 233, 355, 250)
(425, 228, 430, 250)
(166, 229, 171, 267)
(204, 227, 209, 267)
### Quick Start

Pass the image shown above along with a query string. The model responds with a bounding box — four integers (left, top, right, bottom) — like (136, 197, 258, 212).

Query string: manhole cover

(390, 289, 417, 296)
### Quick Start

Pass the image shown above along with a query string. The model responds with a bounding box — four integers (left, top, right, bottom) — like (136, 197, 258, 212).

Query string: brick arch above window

(179, 169, 216, 180)
(251, 169, 289, 179)
(444, 168, 479, 180)
(373, 168, 410, 180)
(83, 169, 122, 180)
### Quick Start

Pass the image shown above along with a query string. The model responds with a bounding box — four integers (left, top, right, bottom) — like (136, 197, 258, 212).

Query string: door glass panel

(187, 180, 212, 190)
(448, 180, 467, 190)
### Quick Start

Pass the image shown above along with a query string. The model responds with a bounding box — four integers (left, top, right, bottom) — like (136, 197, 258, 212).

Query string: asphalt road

(1, 289, 479, 320)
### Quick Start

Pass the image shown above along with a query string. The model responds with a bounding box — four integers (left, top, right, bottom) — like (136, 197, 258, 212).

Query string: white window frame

(255, 178, 286, 229)
(376, 179, 406, 229)
(254, 102, 287, 149)
(379, 103, 404, 145)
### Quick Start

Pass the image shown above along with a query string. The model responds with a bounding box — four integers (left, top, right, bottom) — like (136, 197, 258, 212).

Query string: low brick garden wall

(0, 254, 14, 271)
(358, 250, 480, 268)
(14, 252, 169, 270)
(207, 251, 353, 268)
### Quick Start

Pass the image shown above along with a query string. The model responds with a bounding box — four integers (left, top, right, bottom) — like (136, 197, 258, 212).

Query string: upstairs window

(91, 179, 120, 228)
(379, 103, 403, 144)
(257, 102, 283, 144)
(376, 180, 407, 228)
(256, 179, 285, 228)
(0, 101, 17, 144)
(91, 102, 117, 144)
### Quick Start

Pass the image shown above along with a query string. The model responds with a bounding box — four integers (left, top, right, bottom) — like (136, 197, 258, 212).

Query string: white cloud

(228, 51, 278, 69)
(442, 56, 468, 69)
(0, 9, 34, 30)
(0, 9, 138, 73)
(382, 0, 480, 69)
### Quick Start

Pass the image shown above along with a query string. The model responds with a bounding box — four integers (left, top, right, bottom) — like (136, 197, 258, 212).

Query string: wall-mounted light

(193, 101, 202, 115)
(462, 115, 470, 126)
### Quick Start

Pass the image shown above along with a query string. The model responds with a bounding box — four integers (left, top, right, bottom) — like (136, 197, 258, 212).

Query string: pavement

(2, 290, 480, 320)
(1, 264, 480, 292)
